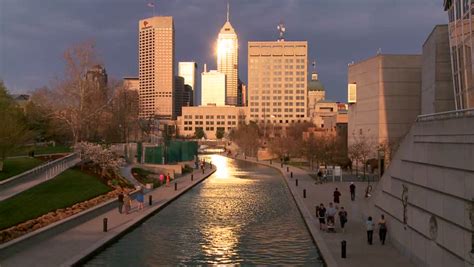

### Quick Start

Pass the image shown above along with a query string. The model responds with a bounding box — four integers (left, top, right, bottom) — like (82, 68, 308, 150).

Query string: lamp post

(378, 148, 385, 181)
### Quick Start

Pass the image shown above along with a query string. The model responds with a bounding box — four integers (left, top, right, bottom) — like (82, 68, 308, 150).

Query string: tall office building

(444, 1, 474, 109)
(217, 3, 239, 106)
(138, 16, 175, 119)
(174, 76, 185, 117)
(201, 69, 226, 106)
(248, 41, 308, 125)
(178, 62, 197, 105)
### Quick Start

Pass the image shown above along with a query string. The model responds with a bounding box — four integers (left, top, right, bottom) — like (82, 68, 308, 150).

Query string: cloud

(0, 0, 448, 102)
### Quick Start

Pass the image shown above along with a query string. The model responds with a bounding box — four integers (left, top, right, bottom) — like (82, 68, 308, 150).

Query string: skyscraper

(248, 41, 308, 126)
(201, 69, 226, 106)
(444, 1, 474, 109)
(217, 3, 238, 106)
(138, 16, 175, 119)
(178, 62, 197, 105)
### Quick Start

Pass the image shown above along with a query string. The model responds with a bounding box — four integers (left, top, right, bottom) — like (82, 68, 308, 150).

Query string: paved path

(237, 156, 414, 267)
(0, 166, 216, 267)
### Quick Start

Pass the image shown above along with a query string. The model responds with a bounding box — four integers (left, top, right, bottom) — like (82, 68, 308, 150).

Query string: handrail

(0, 153, 80, 186)
(416, 108, 474, 122)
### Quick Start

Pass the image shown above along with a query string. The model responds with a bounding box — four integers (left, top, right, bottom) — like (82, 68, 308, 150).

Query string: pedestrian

(136, 189, 144, 211)
(166, 173, 170, 187)
(378, 214, 387, 245)
(317, 203, 326, 230)
(350, 182, 356, 201)
(117, 191, 124, 214)
(333, 188, 341, 204)
(159, 174, 164, 185)
(366, 216, 375, 245)
(326, 202, 337, 232)
(124, 193, 131, 214)
(338, 207, 348, 232)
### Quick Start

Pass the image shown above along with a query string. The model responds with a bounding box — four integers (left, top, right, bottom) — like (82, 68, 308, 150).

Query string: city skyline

(0, 0, 446, 102)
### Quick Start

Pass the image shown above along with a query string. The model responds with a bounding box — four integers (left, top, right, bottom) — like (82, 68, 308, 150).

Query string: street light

(378, 148, 385, 180)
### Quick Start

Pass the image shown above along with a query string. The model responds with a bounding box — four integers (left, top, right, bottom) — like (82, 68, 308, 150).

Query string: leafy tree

(194, 127, 205, 139)
(228, 122, 260, 156)
(0, 81, 32, 171)
(216, 127, 225, 139)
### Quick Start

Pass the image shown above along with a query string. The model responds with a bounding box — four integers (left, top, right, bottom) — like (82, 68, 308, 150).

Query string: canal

(84, 155, 323, 265)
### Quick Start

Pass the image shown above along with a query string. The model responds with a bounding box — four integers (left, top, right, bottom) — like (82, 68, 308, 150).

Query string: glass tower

(217, 3, 239, 106)
(445, 0, 474, 109)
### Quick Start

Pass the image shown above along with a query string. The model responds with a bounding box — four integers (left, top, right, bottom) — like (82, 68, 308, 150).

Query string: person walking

(317, 203, 326, 230)
(326, 202, 337, 232)
(136, 189, 144, 211)
(338, 207, 348, 233)
(378, 214, 387, 245)
(350, 182, 356, 201)
(159, 174, 164, 185)
(124, 193, 131, 214)
(117, 191, 124, 214)
(333, 188, 341, 204)
(366, 216, 375, 245)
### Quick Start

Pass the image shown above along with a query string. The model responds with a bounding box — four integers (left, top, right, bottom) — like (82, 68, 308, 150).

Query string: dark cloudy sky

(0, 0, 447, 102)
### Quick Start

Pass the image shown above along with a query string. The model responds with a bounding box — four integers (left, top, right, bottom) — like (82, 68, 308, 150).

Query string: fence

(0, 153, 81, 201)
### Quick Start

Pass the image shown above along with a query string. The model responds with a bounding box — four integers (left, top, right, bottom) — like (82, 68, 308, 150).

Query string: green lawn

(0, 168, 111, 230)
(7, 145, 72, 157)
(0, 157, 44, 181)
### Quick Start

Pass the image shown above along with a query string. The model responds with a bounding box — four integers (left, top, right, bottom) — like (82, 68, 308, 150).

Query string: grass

(0, 168, 111, 230)
(7, 145, 72, 157)
(0, 157, 44, 181)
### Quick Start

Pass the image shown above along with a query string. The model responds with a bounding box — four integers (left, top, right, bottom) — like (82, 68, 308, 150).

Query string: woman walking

(378, 214, 387, 245)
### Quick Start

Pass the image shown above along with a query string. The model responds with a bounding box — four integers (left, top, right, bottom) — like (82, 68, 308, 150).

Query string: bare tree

(34, 40, 112, 144)
(349, 132, 375, 179)
(229, 122, 260, 157)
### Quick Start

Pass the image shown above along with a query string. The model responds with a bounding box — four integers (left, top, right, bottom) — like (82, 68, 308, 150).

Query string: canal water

(84, 155, 323, 265)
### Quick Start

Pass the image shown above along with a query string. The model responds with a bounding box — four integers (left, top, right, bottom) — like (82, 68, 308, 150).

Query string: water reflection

(84, 155, 322, 266)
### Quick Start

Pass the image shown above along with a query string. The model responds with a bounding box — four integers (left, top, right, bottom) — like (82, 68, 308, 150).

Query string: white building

(201, 69, 226, 106)
(178, 62, 197, 105)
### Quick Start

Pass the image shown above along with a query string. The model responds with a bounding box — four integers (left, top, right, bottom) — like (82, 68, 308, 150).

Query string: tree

(194, 127, 205, 139)
(74, 142, 124, 179)
(0, 81, 32, 171)
(216, 127, 225, 139)
(228, 122, 260, 156)
(33, 40, 112, 144)
(349, 132, 375, 179)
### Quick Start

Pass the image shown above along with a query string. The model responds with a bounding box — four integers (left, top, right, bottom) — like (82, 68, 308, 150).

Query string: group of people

(158, 173, 171, 187)
(117, 187, 145, 215)
(316, 184, 388, 245)
(316, 202, 348, 233)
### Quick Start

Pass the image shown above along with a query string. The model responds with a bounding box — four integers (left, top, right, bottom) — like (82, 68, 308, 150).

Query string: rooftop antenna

(277, 21, 286, 41)
(312, 60, 317, 71)
(226, 0, 230, 22)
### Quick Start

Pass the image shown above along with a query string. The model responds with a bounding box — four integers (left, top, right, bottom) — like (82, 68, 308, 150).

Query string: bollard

(281, 163, 283, 168)
(174, 182, 177, 191)
(296, 179, 299, 186)
(341, 240, 347, 258)
(202, 168, 204, 174)
(191, 174, 194, 181)
(149, 195, 152, 206)
(291, 172, 293, 178)
(103, 218, 108, 232)
(245, 155, 247, 160)
(270, 160, 272, 165)
(303, 189, 306, 198)
(287, 166, 289, 172)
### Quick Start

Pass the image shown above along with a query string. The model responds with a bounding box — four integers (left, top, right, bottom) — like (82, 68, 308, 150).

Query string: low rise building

(177, 106, 249, 139)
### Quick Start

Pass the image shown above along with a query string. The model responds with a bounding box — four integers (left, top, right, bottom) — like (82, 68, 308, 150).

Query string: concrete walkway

(0, 166, 216, 267)
(237, 156, 414, 267)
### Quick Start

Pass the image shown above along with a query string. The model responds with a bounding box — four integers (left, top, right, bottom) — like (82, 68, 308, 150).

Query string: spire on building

(277, 21, 286, 41)
(226, 1, 230, 22)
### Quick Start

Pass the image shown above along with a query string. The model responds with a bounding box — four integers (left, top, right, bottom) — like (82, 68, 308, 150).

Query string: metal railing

(416, 108, 474, 122)
(0, 153, 81, 200)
